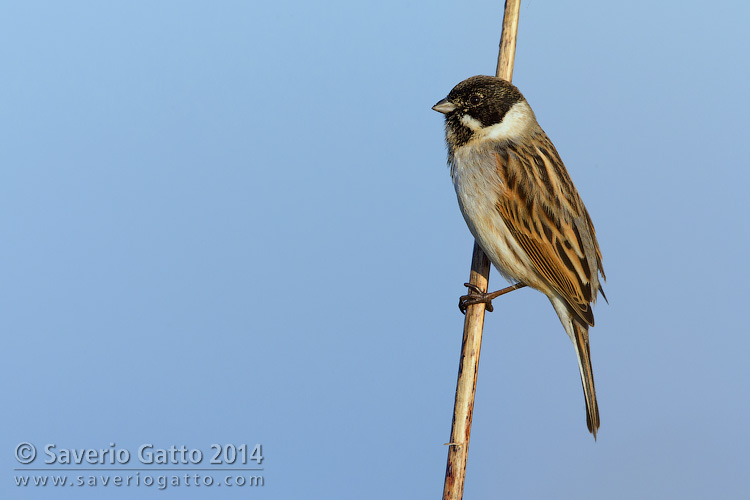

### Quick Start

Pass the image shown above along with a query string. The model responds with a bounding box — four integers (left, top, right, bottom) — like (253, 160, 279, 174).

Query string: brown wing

(494, 133, 604, 326)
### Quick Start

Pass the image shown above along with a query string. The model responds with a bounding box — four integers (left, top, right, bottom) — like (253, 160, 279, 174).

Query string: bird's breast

(450, 143, 533, 283)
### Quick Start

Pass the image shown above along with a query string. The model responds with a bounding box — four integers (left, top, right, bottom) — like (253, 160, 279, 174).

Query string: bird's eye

(469, 94, 482, 105)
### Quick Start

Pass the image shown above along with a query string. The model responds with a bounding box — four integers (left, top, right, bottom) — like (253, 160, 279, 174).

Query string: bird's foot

(459, 283, 495, 314)
(458, 282, 528, 314)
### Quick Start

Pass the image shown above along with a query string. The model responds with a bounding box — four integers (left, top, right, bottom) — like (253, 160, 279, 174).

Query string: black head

(433, 75, 525, 148)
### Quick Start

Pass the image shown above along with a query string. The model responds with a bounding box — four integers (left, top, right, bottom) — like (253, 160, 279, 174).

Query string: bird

(432, 75, 607, 438)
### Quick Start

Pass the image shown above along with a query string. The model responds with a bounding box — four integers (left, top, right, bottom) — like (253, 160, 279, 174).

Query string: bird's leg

(458, 282, 527, 314)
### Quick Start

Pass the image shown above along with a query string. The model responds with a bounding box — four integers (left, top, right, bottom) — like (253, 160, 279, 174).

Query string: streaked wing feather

(494, 134, 601, 326)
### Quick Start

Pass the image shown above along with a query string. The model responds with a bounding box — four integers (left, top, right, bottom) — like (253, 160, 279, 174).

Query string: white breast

(450, 141, 539, 286)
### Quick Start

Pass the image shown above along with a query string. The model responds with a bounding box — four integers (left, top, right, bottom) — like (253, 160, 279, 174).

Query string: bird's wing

(493, 134, 603, 326)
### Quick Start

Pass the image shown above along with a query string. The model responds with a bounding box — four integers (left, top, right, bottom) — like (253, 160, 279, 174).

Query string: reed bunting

(433, 75, 607, 438)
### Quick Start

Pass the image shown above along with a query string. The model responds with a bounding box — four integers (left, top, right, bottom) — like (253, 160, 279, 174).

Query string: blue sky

(2, 1, 749, 499)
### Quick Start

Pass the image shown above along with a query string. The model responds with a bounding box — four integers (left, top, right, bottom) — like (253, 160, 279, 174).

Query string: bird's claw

(458, 282, 495, 314)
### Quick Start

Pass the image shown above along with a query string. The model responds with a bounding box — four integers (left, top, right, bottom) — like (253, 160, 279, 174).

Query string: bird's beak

(432, 98, 456, 114)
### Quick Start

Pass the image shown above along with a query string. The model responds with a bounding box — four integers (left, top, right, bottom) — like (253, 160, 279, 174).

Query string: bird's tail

(572, 321, 600, 439)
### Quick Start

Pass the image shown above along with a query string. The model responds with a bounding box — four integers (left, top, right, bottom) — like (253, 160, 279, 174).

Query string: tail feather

(573, 321, 600, 439)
